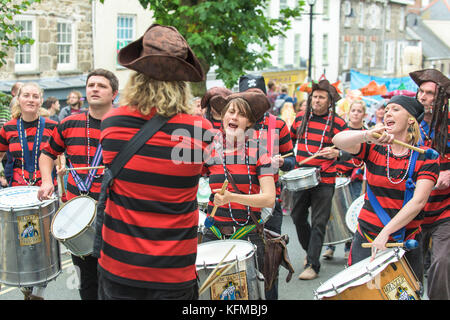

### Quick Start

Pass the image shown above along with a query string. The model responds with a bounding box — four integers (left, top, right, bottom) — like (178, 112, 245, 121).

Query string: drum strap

(366, 150, 419, 242)
(68, 144, 103, 194)
(92, 114, 171, 258)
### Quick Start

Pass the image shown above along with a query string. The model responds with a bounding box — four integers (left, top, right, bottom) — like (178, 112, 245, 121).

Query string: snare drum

(345, 194, 364, 234)
(51, 196, 96, 257)
(314, 248, 421, 300)
(0, 186, 61, 287)
(280, 167, 320, 191)
(197, 177, 211, 211)
(196, 240, 264, 300)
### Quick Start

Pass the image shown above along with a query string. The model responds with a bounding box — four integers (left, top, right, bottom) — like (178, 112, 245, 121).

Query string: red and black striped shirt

(0, 117, 57, 186)
(336, 126, 366, 179)
(203, 134, 273, 226)
(98, 106, 215, 290)
(42, 112, 103, 201)
(290, 111, 348, 185)
(354, 142, 439, 240)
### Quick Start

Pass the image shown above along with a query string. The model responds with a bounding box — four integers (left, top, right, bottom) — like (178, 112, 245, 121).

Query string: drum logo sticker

(210, 270, 248, 300)
(17, 214, 42, 246)
(382, 275, 418, 300)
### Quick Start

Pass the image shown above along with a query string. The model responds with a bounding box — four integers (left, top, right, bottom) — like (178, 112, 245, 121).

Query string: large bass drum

(0, 186, 61, 287)
(323, 177, 354, 246)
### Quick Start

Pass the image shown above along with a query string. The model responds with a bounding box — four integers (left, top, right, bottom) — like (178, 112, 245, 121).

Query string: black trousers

(290, 184, 335, 273)
(98, 273, 198, 300)
(71, 254, 99, 300)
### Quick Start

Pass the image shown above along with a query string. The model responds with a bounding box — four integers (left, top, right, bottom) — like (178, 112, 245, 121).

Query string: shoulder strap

(108, 114, 170, 179)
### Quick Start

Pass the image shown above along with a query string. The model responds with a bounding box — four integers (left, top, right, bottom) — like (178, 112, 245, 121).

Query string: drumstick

(371, 132, 439, 159)
(198, 244, 236, 294)
(56, 156, 67, 202)
(66, 165, 105, 172)
(204, 180, 228, 228)
(361, 239, 418, 250)
(281, 152, 293, 158)
(199, 260, 238, 296)
(298, 145, 336, 166)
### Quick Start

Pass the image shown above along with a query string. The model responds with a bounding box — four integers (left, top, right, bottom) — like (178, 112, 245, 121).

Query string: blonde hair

(348, 100, 367, 115)
(408, 117, 421, 146)
(11, 82, 43, 119)
(120, 71, 193, 117)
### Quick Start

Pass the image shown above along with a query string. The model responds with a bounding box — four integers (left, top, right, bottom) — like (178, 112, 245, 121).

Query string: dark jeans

(98, 273, 198, 300)
(291, 184, 335, 274)
(349, 231, 424, 284)
(71, 254, 99, 300)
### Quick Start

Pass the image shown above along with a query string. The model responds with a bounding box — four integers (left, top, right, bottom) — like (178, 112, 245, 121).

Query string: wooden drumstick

(370, 132, 439, 159)
(298, 145, 336, 166)
(56, 156, 66, 196)
(204, 180, 228, 228)
(66, 165, 105, 172)
(361, 240, 418, 250)
(199, 260, 238, 296)
(281, 152, 293, 158)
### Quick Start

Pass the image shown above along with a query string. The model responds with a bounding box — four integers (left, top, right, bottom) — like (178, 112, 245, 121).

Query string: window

(358, 2, 365, 29)
(343, 42, 350, 70)
(385, 6, 391, 31)
(357, 42, 364, 69)
(322, 34, 328, 65)
(384, 41, 395, 74)
(14, 16, 37, 72)
(294, 34, 301, 67)
(57, 21, 76, 70)
(398, 7, 405, 31)
(370, 41, 376, 68)
(278, 36, 285, 67)
(117, 15, 135, 65)
(323, 0, 330, 20)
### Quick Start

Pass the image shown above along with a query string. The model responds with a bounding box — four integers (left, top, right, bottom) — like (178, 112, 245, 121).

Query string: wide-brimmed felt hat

(387, 95, 424, 122)
(311, 79, 341, 103)
(409, 69, 450, 96)
(239, 74, 267, 94)
(118, 24, 204, 82)
(200, 87, 232, 110)
(210, 89, 270, 121)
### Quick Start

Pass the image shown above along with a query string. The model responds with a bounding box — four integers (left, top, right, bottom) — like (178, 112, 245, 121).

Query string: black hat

(239, 74, 267, 94)
(387, 95, 424, 122)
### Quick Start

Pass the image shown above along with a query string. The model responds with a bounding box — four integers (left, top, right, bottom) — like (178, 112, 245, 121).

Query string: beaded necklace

(386, 145, 413, 185)
(219, 133, 252, 226)
(17, 117, 41, 186)
(302, 111, 332, 156)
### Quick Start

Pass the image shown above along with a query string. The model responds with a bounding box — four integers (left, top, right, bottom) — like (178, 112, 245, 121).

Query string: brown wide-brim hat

(409, 69, 450, 96)
(210, 89, 270, 120)
(200, 87, 232, 110)
(311, 79, 341, 103)
(118, 24, 205, 82)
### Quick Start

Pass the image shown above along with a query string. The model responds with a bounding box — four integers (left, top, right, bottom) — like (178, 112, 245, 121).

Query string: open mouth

(385, 119, 395, 130)
(228, 123, 238, 129)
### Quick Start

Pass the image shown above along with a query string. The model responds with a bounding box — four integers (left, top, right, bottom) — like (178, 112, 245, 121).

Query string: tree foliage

(100, 0, 305, 92)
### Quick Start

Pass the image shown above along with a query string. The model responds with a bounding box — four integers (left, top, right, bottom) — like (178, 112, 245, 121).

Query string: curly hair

(120, 71, 193, 117)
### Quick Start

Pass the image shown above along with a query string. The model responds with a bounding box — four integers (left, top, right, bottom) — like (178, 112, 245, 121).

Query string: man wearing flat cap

(410, 68, 450, 300)
(95, 24, 216, 300)
(289, 79, 348, 280)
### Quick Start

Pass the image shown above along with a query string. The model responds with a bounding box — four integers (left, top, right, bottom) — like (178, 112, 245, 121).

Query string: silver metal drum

(280, 167, 320, 191)
(323, 177, 354, 246)
(51, 196, 96, 257)
(0, 186, 61, 287)
(197, 177, 211, 211)
(196, 240, 264, 300)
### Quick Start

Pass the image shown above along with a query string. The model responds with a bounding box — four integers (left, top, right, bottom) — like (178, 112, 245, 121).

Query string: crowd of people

(0, 23, 448, 301)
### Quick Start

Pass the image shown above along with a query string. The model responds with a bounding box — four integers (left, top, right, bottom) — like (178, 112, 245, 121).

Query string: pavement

(0, 214, 428, 301)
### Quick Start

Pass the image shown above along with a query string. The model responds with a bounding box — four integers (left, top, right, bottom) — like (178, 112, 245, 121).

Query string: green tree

(101, 0, 304, 95)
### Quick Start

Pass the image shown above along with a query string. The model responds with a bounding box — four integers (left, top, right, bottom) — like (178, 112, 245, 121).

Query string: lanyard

(17, 117, 45, 174)
(69, 144, 103, 194)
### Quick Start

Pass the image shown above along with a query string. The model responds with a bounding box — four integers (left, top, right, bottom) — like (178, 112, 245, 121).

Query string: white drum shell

(280, 167, 320, 191)
(51, 196, 97, 257)
(0, 186, 61, 287)
(196, 240, 262, 300)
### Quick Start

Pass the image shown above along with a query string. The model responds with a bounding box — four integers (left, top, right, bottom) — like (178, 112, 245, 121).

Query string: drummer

(289, 79, 348, 280)
(0, 82, 58, 300)
(332, 95, 440, 283)
(324, 100, 368, 260)
(38, 69, 119, 300)
(202, 90, 276, 278)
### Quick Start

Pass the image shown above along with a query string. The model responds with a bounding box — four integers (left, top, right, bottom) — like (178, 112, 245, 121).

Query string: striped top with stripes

(290, 111, 348, 186)
(0, 117, 57, 186)
(354, 142, 439, 240)
(42, 112, 103, 201)
(98, 106, 215, 290)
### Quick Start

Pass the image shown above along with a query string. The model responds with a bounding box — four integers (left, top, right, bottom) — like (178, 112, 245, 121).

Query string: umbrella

(381, 89, 416, 99)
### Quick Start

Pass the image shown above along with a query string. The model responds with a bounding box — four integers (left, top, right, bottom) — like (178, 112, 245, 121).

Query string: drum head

(52, 196, 96, 239)
(0, 186, 54, 209)
(282, 167, 317, 180)
(196, 240, 256, 269)
(197, 177, 211, 205)
(345, 195, 364, 233)
(315, 248, 406, 299)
